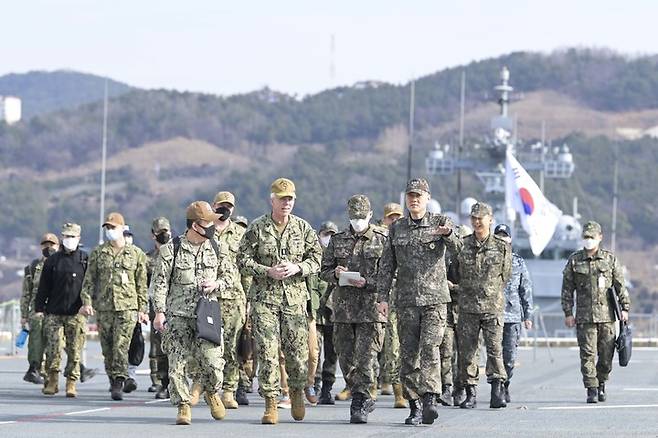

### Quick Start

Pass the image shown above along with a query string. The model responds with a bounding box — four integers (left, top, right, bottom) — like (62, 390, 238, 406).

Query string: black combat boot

(421, 392, 440, 424)
(111, 377, 125, 401)
(123, 378, 137, 393)
(503, 381, 511, 403)
(156, 377, 170, 399)
(586, 387, 598, 403)
(236, 386, 249, 405)
(460, 385, 477, 409)
(80, 364, 97, 383)
(23, 363, 44, 384)
(453, 385, 466, 406)
(598, 384, 606, 402)
(350, 392, 374, 424)
(404, 399, 422, 425)
(438, 384, 452, 406)
(490, 379, 507, 408)
(319, 384, 335, 405)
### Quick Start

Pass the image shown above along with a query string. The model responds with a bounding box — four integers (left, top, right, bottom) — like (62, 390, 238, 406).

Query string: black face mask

(215, 206, 231, 222)
(155, 232, 171, 245)
(42, 247, 57, 258)
(196, 223, 215, 239)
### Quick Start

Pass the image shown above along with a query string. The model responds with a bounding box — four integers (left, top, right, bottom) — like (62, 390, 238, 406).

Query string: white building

(0, 96, 22, 124)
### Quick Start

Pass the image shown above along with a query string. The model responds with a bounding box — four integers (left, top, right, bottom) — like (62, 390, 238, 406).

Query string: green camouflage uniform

(380, 281, 401, 386)
(561, 248, 630, 388)
(146, 247, 166, 387)
(43, 314, 87, 380)
(152, 234, 235, 406)
(20, 258, 48, 369)
(80, 243, 148, 381)
(455, 233, 512, 386)
(378, 212, 461, 400)
(238, 213, 322, 398)
(440, 252, 460, 387)
(321, 222, 388, 398)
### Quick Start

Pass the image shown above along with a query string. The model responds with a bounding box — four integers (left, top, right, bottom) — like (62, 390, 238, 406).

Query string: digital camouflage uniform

(20, 258, 48, 371)
(152, 234, 235, 406)
(561, 245, 630, 389)
(312, 271, 338, 389)
(43, 314, 87, 380)
(378, 211, 461, 400)
(80, 242, 148, 381)
(146, 246, 166, 387)
(238, 213, 322, 398)
(503, 253, 534, 381)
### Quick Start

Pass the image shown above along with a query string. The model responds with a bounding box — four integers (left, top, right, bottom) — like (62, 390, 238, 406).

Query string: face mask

(42, 247, 57, 258)
(196, 223, 215, 239)
(583, 238, 600, 251)
(215, 206, 232, 221)
(155, 232, 171, 245)
(124, 235, 133, 245)
(319, 235, 331, 247)
(105, 228, 122, 242)
(350, 212, 372, 233)
(62, 237, 80, 252)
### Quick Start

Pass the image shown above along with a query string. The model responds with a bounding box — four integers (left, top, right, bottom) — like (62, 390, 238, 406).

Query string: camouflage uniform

(380, 285, 401, 386)
(378, 211, 461, 400)
(80, 242, 148, 381)
(312, 273, 338, 389)
(503, 253, 533, 381)
(146, 246, 166, 387)
(43, 314, 87, 380)
(20, 258, 48, 371)
(152, 234, 235, 405)
(561, 242, 630, 388)
(238, 213, 322, 398)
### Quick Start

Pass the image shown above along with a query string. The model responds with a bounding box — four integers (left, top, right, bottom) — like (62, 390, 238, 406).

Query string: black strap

(168, 236, 182, 291)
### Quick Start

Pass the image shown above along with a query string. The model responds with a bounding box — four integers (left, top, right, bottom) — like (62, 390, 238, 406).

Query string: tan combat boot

(370, 385, 378, 401)
(221, 391, 239, 409)
(65, 379, 77, 398)
(42, 372, 59, 395)
(189, 382, 203, 406)
(335, 387, 351, 401)
(205, 392, 226, 420)
(290, 388, 306, 421)
(262, 396, 279, 424)
(393, 383, 408, 408)
(176, 403, 191, 425)
(380, 383, 393, 395)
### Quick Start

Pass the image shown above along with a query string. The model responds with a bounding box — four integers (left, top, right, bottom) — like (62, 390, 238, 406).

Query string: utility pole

(611, 144, 619, 252)
(98, 79, 108, 245)
(406, 80, 415, 183)
(456, 69, 465, 217)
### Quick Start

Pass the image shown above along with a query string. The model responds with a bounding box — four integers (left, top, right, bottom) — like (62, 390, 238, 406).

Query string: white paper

(339, 271, 364, 287)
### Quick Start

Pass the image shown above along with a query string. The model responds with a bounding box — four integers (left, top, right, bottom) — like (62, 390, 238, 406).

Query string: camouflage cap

(470, 202, 493, 218)
(405, 178, 431, 195)
(41, 232, 60, 245)
(319, 221, 338, 234)
(61, 223, 81, 237)
(582, 220, 602, 238)
(151, 217, 171, 234)
(213, 191, 235, 206)
(383, 202, 403, 218)
(271, 178, 296, 199)
(103, 212, 125, 228)
(233, 215, 248, 228)
(347, 194, 371, 219)
(186, 201, 220, 222)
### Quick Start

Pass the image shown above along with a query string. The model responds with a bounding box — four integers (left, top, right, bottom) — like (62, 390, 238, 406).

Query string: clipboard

(338, 271, 364, 287)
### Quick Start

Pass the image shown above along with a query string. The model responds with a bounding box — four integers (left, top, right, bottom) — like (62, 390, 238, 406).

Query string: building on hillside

(0, 96, 22, 125)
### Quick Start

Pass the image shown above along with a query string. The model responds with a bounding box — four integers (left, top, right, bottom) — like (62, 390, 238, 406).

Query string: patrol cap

(61, 223, 81, 238)
(347, 194, 371, 219)
(319, 221, 338, 235)
(41, 232, 60, 245)
(582, 220, 602, 238)
(494, 223, 511, 237)
(470, 202, 493, 218)
(383, 202, 403, 218)
(405, 178, 430, 195)
(233, 215, 248, 228)
(186, 201, 220, 222)
(103, 212, 125, 228)
(213, 191, 235, 206)
(151, 217, 171, 234)
(123, 225, 133, 237)
(271, 178, 296, 199)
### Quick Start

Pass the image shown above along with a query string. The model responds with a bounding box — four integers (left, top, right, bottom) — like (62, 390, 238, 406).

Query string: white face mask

(350, 212, 372, 233)
(583, 238, 600, 251)
(319, 235, 331, 247)
(105, 228, 122, 242)
(62, 237, 80, 251)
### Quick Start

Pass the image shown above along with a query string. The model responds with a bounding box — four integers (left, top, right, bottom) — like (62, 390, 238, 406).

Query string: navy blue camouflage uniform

(502, 253, 533, 381)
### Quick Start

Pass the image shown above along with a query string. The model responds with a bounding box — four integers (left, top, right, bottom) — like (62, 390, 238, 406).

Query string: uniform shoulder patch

(158, 242, 175, 260)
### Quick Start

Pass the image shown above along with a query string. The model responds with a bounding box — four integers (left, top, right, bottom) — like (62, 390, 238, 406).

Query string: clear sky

(3, 0, 657, 96)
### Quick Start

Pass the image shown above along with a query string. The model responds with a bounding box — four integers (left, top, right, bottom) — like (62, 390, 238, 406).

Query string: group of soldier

(19, 175, 630, 426)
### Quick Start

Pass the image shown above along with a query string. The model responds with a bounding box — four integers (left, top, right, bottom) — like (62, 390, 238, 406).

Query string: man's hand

(153, 312, 166, 332)
(565, 316, 576, 328)
(524, 319, 533, 330)
(621, 310, 629, 322)
(435, 225, 452, 236)
(200, 279, 219, 294)
(20, 318, 27, 325)
(267, 265, 287, 280)
(33, 312, 44, 319)
(138, 312, 149, 324)
(348, 277, 366, 288)
(334, 265, 348, 279)
(79, 305, 94, 317)
(279, 262, 301, 279)
(376, 301, 389, 318)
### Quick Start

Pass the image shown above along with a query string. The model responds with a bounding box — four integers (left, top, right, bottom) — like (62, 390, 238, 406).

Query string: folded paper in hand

(339, 271, 365, 287)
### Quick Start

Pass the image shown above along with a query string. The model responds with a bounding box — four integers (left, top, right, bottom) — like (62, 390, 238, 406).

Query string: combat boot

(24, 363, 44, 384)
(189, 382, 203, 406)
(221, 390, 239, 409)
(176, 403, 191, 425)
(80, 364, 97, 383)
(335, 387, 351, 401)
(205, 392, 226, 420)
(305, 386, 319, 405)
(123, 378, 137, 393)
(261, 396, 279, 424)
(587, 387, 598, 403)
(42, 372, 59, 395)
(111, 377, 124, 401)
(503, 381, 511, 403)
(369, 384, 378, 401)
(490, 379, 507, 408)
(236, 387, 249, 406)
(318, 384, 335, 405)
(156, 377, 170, 399)
(393, 383, 407, 408)
(350, 392, 375, 424)
(148, 358, 160, 392)
(65, 379, 77, 398)
(421, 392, 440, 424)
(438, 384, 452, 406)
(404, 398, 422, 425)
(290, 388, 306, 421)
(453, 385, 466, 406)
(460, 385, 477, 409)
(598, 383, 606, 402)
(380, 383, 393, 395)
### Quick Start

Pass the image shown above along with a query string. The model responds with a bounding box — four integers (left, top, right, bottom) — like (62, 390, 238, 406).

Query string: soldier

(561, 220, 630, 403)
(146, 217, 172, 399)
(35, 223, 88, 397)
(321, 195, 388, 423)
(378, 202, 407, 409)
(238, 177, 322, 425)
(493, 224, 534, 403)
(377, 178, 461, 426)
(79, 212, 149, 401)
(439, 245, 461, 406)
(152, 201, 235, 425)
(455, 202, 512, 410)
(20, 233, 60, 384)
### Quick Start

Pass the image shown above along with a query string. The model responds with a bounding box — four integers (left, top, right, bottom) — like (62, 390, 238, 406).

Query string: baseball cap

(41, 232, 60, 245)
(347, 194, 371, 219)
(151, 217, 171, 234)
(494, 223, 511, 237)
(470, 202, 493, 218)
(103, 212, 125, 228)
(582, 221, 602, 238)
(405, 178, 430, 195)
(213, 191, 235, 206)
(271, 178, 296, 199)
(61, 223, 81, 237)
(186, 201, 220, 222)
